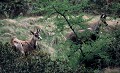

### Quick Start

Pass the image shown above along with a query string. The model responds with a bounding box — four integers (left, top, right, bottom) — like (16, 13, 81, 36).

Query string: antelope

(66, 14, 108, 44)
(11, 29, 42, 56)
(87, 13, 108, 33)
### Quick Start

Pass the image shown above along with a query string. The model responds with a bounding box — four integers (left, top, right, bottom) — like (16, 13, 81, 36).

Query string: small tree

(33, 0, 89, 68)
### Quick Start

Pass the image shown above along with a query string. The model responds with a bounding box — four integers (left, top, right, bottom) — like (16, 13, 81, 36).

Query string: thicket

(85, 0, 120, 17)
(0, 0, 120, 73)
(0, 0, 30, 18)
(0, 42, 72, 73)
(0, 0, 119, 19)
(1, 25, 120, 72)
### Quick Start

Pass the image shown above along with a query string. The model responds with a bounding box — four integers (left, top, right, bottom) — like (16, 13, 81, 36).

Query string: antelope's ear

(30, 31, 34, 35)
(103, 14, 107, 18)
(101, 13, 107, 18)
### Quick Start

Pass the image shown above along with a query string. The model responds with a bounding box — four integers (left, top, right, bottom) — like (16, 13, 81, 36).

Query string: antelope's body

(11, 29, 42, 55)
(66, 14, 108, 44)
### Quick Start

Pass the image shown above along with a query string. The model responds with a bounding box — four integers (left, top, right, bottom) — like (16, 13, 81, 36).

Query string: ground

(0, 14, 119, 60)
(0, 14, 120, 72)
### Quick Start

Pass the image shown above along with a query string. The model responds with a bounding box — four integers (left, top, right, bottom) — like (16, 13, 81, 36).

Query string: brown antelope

(11, 29, 42, 56)
(88, 13, 108, 33)
(66, 14, 108, 44)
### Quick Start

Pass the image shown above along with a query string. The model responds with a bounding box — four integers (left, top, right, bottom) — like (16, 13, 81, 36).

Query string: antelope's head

(30, 29, 42, 40)
(100, 13, 108, 26)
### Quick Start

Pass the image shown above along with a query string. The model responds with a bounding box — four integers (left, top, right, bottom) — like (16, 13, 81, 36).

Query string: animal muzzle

(38, 36, 42, 40)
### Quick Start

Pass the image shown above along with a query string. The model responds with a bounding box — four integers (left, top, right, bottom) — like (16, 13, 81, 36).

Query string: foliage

(41, 0, 89, 69)
(0, 0, 30, 18)
(0, 0, 119, 19)
(108, 2, 120, 16)
(34, 0, 120, 71)
(106, 25, 120, 67)
(1, 28, 120, 72)
(0, 42, 74, 73)
(85, 0, 120, 16)
(0, 0, 120, 73)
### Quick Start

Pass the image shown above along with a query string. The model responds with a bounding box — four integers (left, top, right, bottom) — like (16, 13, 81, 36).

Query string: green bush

(0, 21, 120, 73)
(0, 42, 75, 73)
(0, 0, 30, 18)
(106, 25, 120, 67)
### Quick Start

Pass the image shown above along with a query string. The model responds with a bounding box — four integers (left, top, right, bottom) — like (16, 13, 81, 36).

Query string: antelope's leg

(16, 43, 25, 55)
(31, 50, 38, 55)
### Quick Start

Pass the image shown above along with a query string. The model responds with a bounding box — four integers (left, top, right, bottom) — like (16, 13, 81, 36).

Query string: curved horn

(37, 29, 40, 33)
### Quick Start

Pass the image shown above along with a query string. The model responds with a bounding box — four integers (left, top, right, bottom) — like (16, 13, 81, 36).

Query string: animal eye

(35, 34, 38, 37)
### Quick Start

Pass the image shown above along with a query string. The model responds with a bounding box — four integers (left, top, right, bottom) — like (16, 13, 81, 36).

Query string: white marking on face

(14, 42, 20, 47)
(39, 36, 42, 40)
(36, 42, 37, 45)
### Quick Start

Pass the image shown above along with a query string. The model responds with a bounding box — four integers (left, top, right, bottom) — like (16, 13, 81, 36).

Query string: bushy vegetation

(106, 25, 120, 67)
(0, 0, 119, 19)
(1, 26, 120, 72)
(0, 0, 30, 18)
(0, 0, 120, 73)
(84, 0, 120, 17)
(0, 42, 74, 73)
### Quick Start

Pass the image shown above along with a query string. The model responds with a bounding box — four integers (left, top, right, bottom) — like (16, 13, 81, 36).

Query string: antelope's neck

(30, 37, 37, 49)
(90, 21, 102, 34)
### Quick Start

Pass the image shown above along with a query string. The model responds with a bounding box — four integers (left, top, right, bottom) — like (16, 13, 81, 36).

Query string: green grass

(0, 15, 120, 72)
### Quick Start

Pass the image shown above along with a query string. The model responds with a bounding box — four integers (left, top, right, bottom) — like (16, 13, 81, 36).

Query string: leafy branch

(52, 5, 85, 57)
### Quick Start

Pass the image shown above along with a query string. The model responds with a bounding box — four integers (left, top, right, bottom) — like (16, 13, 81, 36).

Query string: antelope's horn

(37, 29, 40, 32)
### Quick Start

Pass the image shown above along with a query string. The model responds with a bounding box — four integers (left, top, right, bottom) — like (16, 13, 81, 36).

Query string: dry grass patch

(102, 68, 120, 73)
(0, 26, 14, 34)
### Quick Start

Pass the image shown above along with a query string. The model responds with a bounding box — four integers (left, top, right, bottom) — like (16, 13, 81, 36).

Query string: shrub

(106, 25, 120, 67)
(0, 42, 75, 73)
(0, 0, 30, 18)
